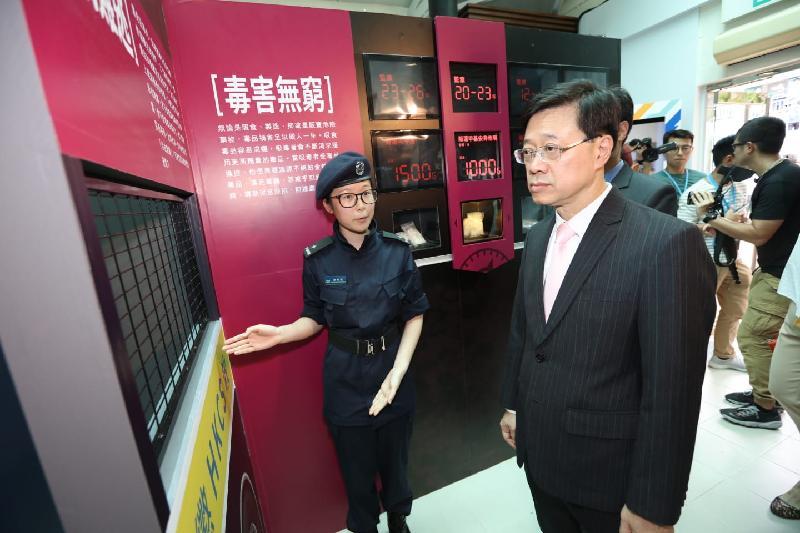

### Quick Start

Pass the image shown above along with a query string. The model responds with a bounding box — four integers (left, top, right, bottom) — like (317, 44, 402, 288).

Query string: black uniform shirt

(301, 221, 429, 426)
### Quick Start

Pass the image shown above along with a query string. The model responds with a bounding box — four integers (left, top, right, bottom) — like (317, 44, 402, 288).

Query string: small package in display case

(461, 199, 503, 244)
(392, 207, 441, 251)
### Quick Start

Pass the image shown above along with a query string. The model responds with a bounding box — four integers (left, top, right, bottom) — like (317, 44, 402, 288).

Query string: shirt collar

(604, 160, 624, 183)
(333, 220, 378, 251)
(554, 183, 612, 238)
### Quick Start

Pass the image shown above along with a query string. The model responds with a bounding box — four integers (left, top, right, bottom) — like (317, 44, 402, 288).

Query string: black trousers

(328, 414, 413, 533)
(525, 464, 620, 533)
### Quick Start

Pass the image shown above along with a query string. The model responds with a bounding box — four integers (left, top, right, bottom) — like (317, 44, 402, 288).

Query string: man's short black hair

(522, 80, 619, 143)
(736, 116, 785, 154)
(712, 135, 736, 167)
(609, 86, 633, 141)
(663, 129, 694, 145)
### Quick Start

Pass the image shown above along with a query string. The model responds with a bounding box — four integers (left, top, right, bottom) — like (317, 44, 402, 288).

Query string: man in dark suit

(605, 86, 677, 216)
(501, 81, 716, 533)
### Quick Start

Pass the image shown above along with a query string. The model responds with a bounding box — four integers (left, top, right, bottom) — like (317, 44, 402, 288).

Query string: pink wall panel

(163, 2, 366, 531)
(22, 0, 194, 191)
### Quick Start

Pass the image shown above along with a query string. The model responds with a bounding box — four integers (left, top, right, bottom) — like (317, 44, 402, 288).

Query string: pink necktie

(543, 222, 576, 321)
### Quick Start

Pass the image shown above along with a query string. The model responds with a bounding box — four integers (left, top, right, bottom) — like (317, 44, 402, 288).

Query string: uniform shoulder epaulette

(381, 230, 408, 245)
(304, 236, 333, 258)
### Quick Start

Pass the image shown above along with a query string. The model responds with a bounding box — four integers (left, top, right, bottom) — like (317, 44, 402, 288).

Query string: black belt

(328, 326, 400, 357)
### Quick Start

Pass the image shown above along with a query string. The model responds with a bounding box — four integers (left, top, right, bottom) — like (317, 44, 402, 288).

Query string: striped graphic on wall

(633, 99, 681, 132)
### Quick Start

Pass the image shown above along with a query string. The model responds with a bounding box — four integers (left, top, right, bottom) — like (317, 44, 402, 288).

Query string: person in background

(695, 116, 800, 430)
(604, 86, 677, 215)
(678, 135, 751, 371)
(769, 234, 800, 520)
(223, 152, 429, 533)
(653, 129, 706, 200)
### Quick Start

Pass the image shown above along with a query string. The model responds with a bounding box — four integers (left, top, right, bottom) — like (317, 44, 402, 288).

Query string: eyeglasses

(732, 141, 750, 149)
(513, 137, 595, 164)
(675, 144, 694, 153)
(329, 189, 378, 208)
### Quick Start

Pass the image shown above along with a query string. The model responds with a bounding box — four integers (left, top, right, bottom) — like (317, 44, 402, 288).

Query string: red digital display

(372, 131, 444, 192)
(455, 132, 502, 181)
(450, 62, 498, 113)
(365, 55, 440, 119)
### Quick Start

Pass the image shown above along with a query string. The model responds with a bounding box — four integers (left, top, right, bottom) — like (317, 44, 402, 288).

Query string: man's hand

(369, 367, 406, 416)
(620, 505, 673, 533)
(691, 191, 715, 219)
(223, 325, 281, 355)
(500, 411, 516, 449)
(724, 210, 746, 223)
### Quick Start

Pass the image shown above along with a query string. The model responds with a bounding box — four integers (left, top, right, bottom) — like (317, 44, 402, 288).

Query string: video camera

(628, 138, 678, 163)
(687, 166, 754, 285)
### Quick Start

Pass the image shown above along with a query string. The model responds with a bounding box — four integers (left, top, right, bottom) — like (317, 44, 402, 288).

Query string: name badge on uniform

(324, 275, 347, 286)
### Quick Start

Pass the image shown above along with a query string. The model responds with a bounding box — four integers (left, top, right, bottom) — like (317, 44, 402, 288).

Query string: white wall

(580, 0, 800, 170)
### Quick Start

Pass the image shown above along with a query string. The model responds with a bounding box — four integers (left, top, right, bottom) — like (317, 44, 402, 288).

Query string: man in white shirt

(500, 80, 715, 533)
(677, 135, 751, 371)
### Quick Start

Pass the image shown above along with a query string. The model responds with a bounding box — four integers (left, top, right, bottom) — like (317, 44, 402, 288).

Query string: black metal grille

(89, 190, 208, 456)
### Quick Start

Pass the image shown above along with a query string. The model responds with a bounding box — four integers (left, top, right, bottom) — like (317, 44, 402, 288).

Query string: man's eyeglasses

(329, 189, 378, 208)
(513, 137, 595, 164)
(732, 141, 750, 149)
(674, 144, 694, 154)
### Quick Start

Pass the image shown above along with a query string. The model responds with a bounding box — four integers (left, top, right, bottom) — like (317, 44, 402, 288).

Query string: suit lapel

(541, 189, 626, 341)
(525, 213, 554, 340)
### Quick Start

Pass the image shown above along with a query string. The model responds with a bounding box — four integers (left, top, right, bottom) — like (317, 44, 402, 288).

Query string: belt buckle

(365, 339, 374, 356)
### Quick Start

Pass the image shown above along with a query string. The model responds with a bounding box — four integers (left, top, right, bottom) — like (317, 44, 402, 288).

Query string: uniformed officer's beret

(316, 151, 373, 200)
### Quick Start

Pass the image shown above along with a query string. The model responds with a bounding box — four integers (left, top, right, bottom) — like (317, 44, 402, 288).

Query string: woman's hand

(223, 325, 282, 355)
(369, 367, 406, 416)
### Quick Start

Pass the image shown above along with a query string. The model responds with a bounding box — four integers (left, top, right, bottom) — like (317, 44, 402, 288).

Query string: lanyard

(706, 174, 735, 211)
(662, 169, 689, 195)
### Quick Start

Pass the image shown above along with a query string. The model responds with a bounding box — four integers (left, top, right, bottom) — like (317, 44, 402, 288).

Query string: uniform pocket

(382, 274, 404, 299)
(320, 285, 348, 307)
(565, 408, 639, 440)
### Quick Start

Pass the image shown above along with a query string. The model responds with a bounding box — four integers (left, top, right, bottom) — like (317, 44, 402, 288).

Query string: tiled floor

(342, 349, 800, 532)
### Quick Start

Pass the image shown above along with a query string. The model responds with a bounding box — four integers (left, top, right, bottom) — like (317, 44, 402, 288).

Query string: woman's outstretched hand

(223, 325, 281, 355)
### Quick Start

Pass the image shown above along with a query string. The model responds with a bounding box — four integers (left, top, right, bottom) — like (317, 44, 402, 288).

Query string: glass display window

(392, 207, 442, 251)
(461, 198, 503, 244)
(372, 130, 444, 192)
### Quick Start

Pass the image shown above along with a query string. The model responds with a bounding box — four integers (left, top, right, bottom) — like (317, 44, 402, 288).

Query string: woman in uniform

(223, 152, 428, 533)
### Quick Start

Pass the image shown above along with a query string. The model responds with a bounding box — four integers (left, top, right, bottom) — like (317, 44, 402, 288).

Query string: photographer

(678, 135, 751, 371)
(655, 129, 706, 199)
(694, 117, 800, 430)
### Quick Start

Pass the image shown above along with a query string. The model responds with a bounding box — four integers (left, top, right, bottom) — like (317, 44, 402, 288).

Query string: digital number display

(364, 55, 440, 119)
(455, 132, 502, 181)
(372, 131, 444, 192)
(507, 63, 558, 118)
(449, 62, 498, 113)
(510, 128, 526, 181)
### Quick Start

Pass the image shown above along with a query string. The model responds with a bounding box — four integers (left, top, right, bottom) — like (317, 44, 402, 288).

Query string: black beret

(316, 151, 372, 200)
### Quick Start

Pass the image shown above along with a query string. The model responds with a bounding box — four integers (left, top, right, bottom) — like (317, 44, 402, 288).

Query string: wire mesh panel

(88, 189, 209, 456)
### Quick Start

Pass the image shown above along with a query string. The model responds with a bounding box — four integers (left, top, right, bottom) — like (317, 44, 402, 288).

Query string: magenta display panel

(163, 2, 365, 532)
(22, 0, 194, 192)
(435, 17, 513, 272)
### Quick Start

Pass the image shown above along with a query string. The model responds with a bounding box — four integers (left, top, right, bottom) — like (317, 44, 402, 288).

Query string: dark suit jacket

(613, 163, 678, 216)
(502, 187, 715, 525)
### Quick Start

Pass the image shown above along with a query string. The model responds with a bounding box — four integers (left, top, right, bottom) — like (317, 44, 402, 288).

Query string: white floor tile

(337, 360, 800, 533)
(762, 438, 800, 475)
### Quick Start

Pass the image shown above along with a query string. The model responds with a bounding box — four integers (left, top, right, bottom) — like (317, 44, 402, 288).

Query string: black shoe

(720, 404, 782, 429)
(724, 390, 784, 411)
(388, 512, 410, 533)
